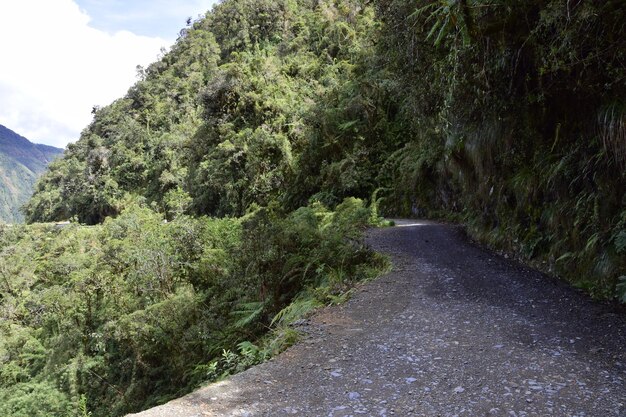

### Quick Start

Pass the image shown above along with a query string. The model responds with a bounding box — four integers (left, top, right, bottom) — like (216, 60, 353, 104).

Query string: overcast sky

(0, 0, 218, 148)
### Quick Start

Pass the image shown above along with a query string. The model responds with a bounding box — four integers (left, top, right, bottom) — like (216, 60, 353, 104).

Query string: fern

(614, 230, 626, 254)
(598, 101, 626, 169)
(231, 301, 266, 328)
(270, 296, 321, 327)
(617, 276, 626, 303)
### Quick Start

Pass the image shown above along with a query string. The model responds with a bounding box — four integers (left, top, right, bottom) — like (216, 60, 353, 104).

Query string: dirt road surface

(129, 220, 626, 417)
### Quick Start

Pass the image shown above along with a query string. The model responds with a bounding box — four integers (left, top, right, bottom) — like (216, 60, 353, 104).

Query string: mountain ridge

(0, 124, 64, 222)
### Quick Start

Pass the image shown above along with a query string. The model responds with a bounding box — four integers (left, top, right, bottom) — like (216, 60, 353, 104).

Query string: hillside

(24, 0, 625, 299)
(0, 124, 63, 222)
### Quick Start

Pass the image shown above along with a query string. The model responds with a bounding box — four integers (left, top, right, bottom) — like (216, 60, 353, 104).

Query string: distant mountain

(0, 124, 64, 223)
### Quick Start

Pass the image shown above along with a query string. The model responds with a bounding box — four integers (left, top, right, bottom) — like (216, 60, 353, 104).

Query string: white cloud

(0, 0, 170, 148)
(75, 0, 218, 38)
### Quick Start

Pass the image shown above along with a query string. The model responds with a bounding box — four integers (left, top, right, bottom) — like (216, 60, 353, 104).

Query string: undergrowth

(0, 198, 388, 416)
(197, 197, 390, 383)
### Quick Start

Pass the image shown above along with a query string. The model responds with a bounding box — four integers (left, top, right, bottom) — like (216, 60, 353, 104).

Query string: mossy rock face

(377, 0, 626, 299)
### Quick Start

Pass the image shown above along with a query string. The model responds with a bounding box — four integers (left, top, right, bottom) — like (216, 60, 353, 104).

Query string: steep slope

(24, 0, 391, 224)
(0, 124, 63, 222)
(24, 0, 625, 299)
(0, 199, 384, 417)
(376, 0, 626, 299)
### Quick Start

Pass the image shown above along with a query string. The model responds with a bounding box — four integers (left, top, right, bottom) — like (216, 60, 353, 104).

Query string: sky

(0, 0, 218, 148)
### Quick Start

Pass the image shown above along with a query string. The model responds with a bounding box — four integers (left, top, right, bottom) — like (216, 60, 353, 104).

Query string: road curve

(129, 220, 626, 417)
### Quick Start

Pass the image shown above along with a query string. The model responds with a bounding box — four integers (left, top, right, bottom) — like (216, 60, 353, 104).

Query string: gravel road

(128, 220, 626, 417)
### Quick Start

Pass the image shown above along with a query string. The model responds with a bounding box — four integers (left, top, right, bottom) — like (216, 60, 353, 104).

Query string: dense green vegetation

(375, 0, 625, 299)
(25, 0, 625, 301)
(0, 124, 63, 223)
(25, 0, 387, 224)
(0, 199, 385, 416)
(2, 0, 624, 415)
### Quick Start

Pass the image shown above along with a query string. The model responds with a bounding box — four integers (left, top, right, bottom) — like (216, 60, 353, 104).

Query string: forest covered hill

(0, 124, 63, 222)
(1, 0, 625, 416)
(24, 0, 625, 299)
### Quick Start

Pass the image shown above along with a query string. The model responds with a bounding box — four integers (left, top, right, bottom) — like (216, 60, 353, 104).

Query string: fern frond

(270, 297, 321, 328)
(231, 301, 265, 328)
